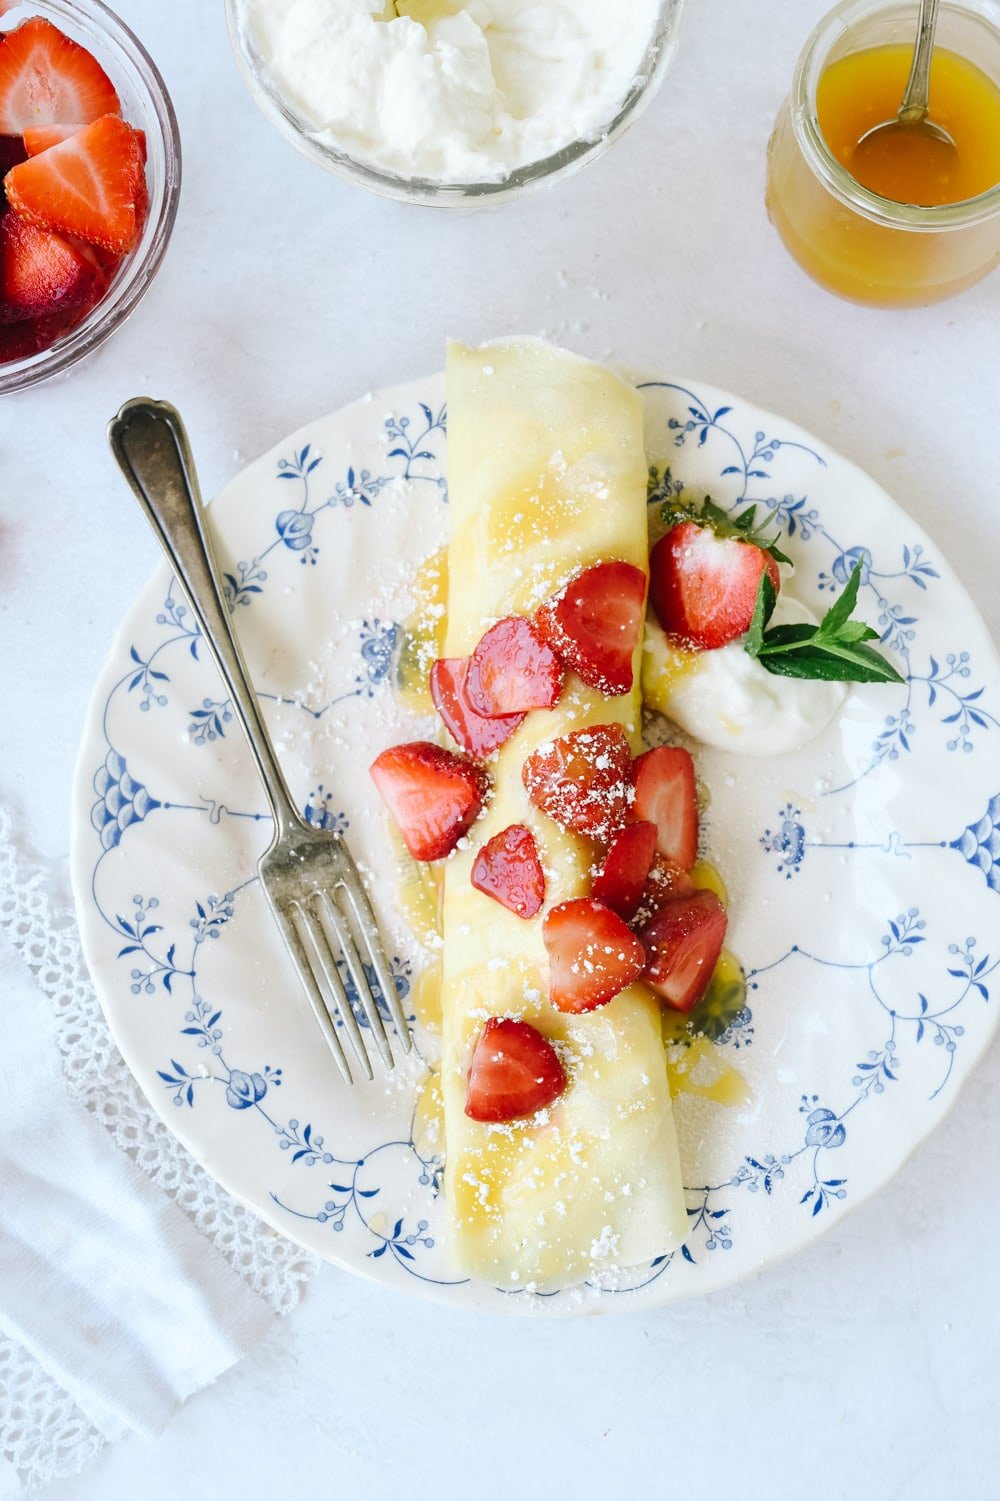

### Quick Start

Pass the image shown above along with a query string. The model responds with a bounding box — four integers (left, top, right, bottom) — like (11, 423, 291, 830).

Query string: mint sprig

(744, 562, 905, 685)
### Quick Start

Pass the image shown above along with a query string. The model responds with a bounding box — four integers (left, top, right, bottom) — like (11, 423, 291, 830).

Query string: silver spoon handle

(108, 398, 302, 840)
(899, 0, 941, 120)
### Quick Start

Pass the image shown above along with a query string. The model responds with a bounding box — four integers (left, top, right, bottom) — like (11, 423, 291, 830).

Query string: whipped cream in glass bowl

(225, 0, 685, 205)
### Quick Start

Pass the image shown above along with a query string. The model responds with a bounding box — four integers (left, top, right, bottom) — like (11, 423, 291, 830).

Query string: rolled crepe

(441, 337, 687, 1290)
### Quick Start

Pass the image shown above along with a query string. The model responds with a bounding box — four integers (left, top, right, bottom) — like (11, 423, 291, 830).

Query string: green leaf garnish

(744, 561, 905, 685)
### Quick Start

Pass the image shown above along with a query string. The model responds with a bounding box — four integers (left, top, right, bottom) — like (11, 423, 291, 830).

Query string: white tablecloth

(3, 1, 998, 1497)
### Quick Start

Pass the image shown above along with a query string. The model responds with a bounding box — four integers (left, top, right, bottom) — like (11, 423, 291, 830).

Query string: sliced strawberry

(370, 740, 487, 862)
(631, 853, 696, 930)
(638, 889, 728, 1012)
(543, 897, 647, 1013)
(0, 18, 120, 133)
(0, 302, 78, 362)
(22, 120, 146, 160)
(430, 656, 524, 758)
(536, 561, 646, 695)
(591, 821, 657, 921)
(522, 723, 633, 844)
(0, 209, 100, 321)
(631, 745, 698, 868)
(5, 114, 147, 254)
(470, 824, 545, 919)
(650, 520, 782, 651)
(465, 1016, 566, 1123)
(464, 616, 563, 717)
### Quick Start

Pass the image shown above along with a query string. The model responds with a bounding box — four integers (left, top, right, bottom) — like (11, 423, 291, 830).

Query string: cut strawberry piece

(543, 897, 647, 1013)
(24, 121, 146, 160)
(430, 656, 524, 758)
(464, 616, 563, 718)
(591, 821, 657, 922)
(470, 824, 545, 919)
(370, 740, 487, 862)
(0, 302, 78, 362)
(650, 520, 782, 651)
(0, 18, 120, 133)
(5, 114, 147, 254)
(631, 745, 698, 868)
(638, 889, 728, 1012)
(522, 723, 633, 844)
(631, 853, 696, 930)
(536, 561, 647, 695)
(465, 1016, 566, 1123)
(0, 209, 100, 321)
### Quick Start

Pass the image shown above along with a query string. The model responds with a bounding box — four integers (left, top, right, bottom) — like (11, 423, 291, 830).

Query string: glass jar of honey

(766, 0, 1000, 306)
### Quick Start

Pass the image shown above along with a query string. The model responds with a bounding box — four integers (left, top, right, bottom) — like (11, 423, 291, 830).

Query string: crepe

(440, 337, 688, 1290)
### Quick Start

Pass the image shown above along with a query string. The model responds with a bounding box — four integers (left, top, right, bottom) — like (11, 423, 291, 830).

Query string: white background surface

(2, 1, 999, 1497)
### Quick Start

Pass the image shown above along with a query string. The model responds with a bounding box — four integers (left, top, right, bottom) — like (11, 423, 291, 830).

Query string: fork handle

(108, 399, 303, 841)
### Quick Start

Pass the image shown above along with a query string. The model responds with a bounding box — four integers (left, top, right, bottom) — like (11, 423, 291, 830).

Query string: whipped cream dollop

(643, 594, 849, 757)
(237, 0, 662, 182)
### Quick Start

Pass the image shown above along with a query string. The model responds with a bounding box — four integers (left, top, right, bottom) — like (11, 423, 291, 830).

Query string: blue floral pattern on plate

(71, 373, 999, 1315)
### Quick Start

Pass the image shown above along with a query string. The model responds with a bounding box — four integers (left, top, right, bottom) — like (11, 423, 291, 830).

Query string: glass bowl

(0, 0, 181, 394)
(225, 0, 685, 207)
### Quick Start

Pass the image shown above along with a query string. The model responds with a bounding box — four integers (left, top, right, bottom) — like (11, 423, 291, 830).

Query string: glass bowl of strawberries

(0, 0, 180, 392)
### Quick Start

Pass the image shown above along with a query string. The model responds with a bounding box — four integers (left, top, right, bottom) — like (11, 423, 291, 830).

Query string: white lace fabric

(0, 808, 318, 1491)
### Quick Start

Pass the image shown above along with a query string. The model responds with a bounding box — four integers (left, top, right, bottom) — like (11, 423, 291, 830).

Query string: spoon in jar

(852, 0, 957, 185)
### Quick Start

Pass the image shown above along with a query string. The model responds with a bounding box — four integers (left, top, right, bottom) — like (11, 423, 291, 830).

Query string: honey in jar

(766, 0, 1000, 307)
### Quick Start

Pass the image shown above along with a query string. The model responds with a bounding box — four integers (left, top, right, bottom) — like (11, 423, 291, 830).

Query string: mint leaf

(744, 560, 904, 686)
(745, 571, 777, 657)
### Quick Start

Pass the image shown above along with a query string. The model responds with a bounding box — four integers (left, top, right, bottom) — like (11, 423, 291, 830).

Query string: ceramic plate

(71, 371, 1000, 1315)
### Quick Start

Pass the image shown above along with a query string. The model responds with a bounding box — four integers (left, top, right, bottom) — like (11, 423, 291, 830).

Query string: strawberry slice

(5, 114, 147, 254)
(465, 1016, 566, 1123)
(591, 821, 657, 921)
(0, 209, 100, 321)
(522, 723, 633, 843)
(0, 18, 120, 133)
(370, 740, 487, 862)
(536, 561, 647, 695)
(430, 656, 524, 758)
(650, 520, 782, 651)
(638, 889, 728, 1012)
(0, 302, 78, 362)
(631, 745, 698, 869)
(24, 121, 147, 161)
(631, 853, 696, 929)
(470, 824, 545, 919)
(543, 897, 647, 1013)
(464, 616, 563, 717)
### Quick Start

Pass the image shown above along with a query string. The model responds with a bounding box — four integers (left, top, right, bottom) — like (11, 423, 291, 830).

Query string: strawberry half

(470, 824, 545, 919)
(631, 853, 696, 930)
(631, 745, 698, 869)
(464, 616, 563, 717)
(638, 889, 728, 1012)
(370, 740, 487, 862)
(465, 1016, 566, 1123)
(5, 113, 147, 254)
(650, 519, 781, 651)
(0, 18, 120, 133)
(430, 656, 524, 758)
(522, 723, 633, 844)
(536, 561, 647, 695)
(591, 821, 657, 922)
(543, 897, 647, 1013)
(0, 209, 100, 321)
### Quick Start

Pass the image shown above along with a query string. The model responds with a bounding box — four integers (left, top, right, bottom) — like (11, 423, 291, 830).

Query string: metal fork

(108, 399, 412, 1084)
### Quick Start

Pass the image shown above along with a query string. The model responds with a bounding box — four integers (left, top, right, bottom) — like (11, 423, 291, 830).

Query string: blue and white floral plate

(71, 371, 1000, 1315)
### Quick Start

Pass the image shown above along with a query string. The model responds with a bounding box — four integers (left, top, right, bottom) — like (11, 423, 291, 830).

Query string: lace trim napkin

(0, 809, 317, 1491)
